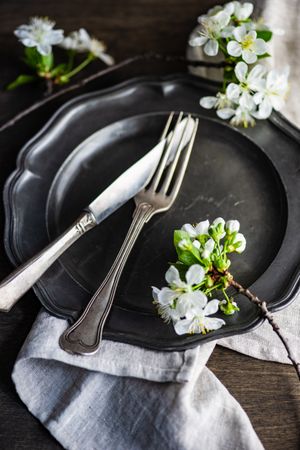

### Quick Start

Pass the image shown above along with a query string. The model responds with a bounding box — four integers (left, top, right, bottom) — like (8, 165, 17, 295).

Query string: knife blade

(0, 114, 196, 312)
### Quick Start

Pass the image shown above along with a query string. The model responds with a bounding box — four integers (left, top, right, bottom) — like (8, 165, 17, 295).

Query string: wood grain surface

(0, 1, 299, 449)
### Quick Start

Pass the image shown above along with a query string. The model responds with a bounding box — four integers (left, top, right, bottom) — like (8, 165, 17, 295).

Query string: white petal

(224, 2, 235, 16)
(193, 240, 201, 249)
(200, 96, 217, 109)
(242, 49, 257, 64)
(195, 220, 210, 235)
(152, 287, 160, 302)
(37, 43, 51, 55)
(234, 61, 248, 83)
(213, 217, 225, 227)
(186, 265, 205, 285)
(204, 39, 219, 56)
(158, 287, 178, 305)
(181, 223, 197, 237)
(165, 266, 182, 287)
(236, 2, 253, 20)
(49, 30, 64, 44)
(226, 83, 241, 100)
(256, 98, 273, 119)
(248, 64, 266, 82)
(221, 25, 235, 38)
(233, 25, 247, 42)
(21, 38, 36, 47)
(234, 233, 247, 253)
(227, 40, 242, 57)
(253, 38, 267, 55)
(204, 238, 215, 253)
(226, 220, 240, 233)
(253, 91, 264, 105)
(239, 92, 255, 110)
(189, 35, 208, 47)
(174, 318, 193, 335)
(215, 11, 230, 28)
(202, 317, 226, 331)
(217, 108, 236, 120)
(270, 95, 285, 111)
(98, 52, 115, 66)
(204, 299, 220, 315)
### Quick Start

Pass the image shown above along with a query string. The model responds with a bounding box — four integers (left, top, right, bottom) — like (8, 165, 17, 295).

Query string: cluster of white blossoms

(60, 28, 114, 65)
(10, 17, 114, 90)
(14, 17, 114, 64)
(152, 218, 246, 336)
(189, 1, 289, 126)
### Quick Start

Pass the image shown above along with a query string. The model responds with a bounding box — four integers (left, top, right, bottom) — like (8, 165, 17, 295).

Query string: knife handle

(0, 212, 96, 312)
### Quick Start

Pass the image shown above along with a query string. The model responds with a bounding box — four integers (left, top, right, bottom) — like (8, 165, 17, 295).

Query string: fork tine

(150, 111, 183, 192)
(159, 111, 174, 141)
(168, 118, 199, 200)
(160, 114, 193, 194)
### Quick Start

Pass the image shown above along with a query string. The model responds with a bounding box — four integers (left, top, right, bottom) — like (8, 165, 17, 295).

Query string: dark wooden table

(0, 1, 299, 449)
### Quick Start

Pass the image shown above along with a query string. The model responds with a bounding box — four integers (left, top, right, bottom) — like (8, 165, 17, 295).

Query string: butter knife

(0, 113, 194, 312)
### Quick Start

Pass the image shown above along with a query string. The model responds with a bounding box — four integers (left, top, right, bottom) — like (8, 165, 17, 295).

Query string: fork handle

(59, 202, 154, 355)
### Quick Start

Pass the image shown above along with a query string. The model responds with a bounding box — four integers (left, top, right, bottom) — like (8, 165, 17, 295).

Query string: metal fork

(59, 113, 199, 355)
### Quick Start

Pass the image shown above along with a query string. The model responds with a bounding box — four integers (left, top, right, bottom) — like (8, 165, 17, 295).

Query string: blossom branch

(230, 278, 300, 381)
(0, 53, 225, 133)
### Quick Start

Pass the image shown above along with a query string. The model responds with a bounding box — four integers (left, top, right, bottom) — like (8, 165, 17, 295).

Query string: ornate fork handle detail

(59, 202, 154, 355)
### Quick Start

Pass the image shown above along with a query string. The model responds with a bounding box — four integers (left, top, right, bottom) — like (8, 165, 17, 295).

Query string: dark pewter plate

(4, 74, 300, 350)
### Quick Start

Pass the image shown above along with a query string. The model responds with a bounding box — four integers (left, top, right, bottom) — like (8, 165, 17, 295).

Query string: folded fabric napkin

(13, 310, 263, 450)
(12, 1, 300, 449)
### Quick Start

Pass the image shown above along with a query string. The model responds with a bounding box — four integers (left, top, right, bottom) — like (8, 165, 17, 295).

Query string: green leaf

(6, 74, 37, 91)
(256, 30, 273, 42)
(257, 52, 271, 59)
(178, 251, 199, 266)
(23, 47, 42, 69)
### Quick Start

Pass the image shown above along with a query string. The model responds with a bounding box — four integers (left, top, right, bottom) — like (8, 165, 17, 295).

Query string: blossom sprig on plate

(151, 216, 300, 380)
(7, 17, 114, 93)
(189, 1, 289, 127)
(152, 217, 246, 336)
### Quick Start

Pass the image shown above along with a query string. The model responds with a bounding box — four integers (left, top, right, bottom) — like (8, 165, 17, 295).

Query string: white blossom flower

(224, 1, 254, 21)
(218, 105, 256, 127)
(201, 238, 215, 259)
(227, 25, 267, 64)
(182, 220, 210, 238)
(189, 10, 231, 56)
(152, 265, 206, 323)
(60, 28, 114, 65)
(225, 62, 266, 112)
(253, 67, 289, 119)
(226, 220, 240, 234)
(232, 232, 247, 253)
(200, 91, 234, 110)
(211, 217, 226, 238)
(174, 298, 225, 335)
(14, 17, 64, 56)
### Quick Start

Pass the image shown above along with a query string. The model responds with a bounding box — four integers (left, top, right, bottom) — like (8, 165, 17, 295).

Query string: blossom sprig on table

(189, 1, 289, 127)
(152, 217, 246, 336)
(7, 17, 114, 92)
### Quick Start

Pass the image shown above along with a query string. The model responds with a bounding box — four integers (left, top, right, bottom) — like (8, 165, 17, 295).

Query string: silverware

(59, 112, 199, 355)
(0, 113, 194, 313)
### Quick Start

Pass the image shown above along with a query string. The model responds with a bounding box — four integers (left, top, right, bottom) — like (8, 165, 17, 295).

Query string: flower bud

(226, 220, 240, 234)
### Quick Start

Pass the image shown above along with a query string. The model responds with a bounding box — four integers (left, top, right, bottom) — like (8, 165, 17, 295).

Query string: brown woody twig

(230, 278, 300, 381)
(0, 52, 225, 133)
